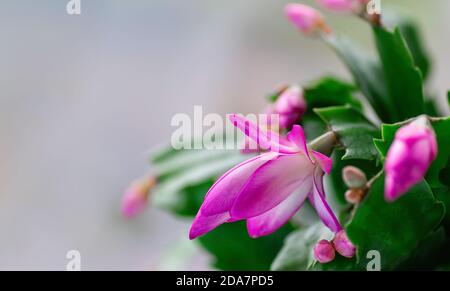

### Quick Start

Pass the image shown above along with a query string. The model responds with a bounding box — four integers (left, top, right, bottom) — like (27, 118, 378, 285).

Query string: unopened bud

(314, 239, 336, 264)
(333, 230, 356, 258)
(285, 4, 331, 36)
(343, 166, 367, 189)
(345, 189, 365, 204)
(121, 176, 156, 219)
(316, 0, 355, 13)
(273, 85, 307, 130)
(385, 116, 437, 202)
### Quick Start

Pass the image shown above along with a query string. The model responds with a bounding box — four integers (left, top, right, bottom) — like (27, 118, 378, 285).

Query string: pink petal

(308, 168, 342, 233)
(312, 165, 325, 197)
(316, 0, 355, 12)
(274, 86, 304, 114)
(314, 239, 336, 264)
(274, 86, 306, 129)
(287, 125, 312, 161)
(285, 3, 324, 34)
(333, 230, 356, 258)
(121, 177, 155, 219)
(311, 150, 333, 174)
(429, 131, 438, 160)
(247, 185, 310, 238)
(201, 152, 277, 216)
(189, 212, 231, 240)
(228, 114, 298, 154)
(230, 154, 315, 220)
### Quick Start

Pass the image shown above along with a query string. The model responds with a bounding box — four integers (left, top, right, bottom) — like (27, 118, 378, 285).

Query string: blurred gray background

(0, 0, 448, 270)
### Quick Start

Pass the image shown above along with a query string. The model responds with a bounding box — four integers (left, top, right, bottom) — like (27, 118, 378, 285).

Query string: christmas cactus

(122, 1, 450, 271)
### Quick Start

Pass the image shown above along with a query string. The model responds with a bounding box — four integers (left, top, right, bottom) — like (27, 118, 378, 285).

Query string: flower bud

(333, 230, 356, 258)
(285, 4, 330, 35)
(273, 85, 306, 129)
(345, 189, 365, 204)
(314, 239, 336, 264)
(385, 117, 438, 202)
(121, 176, 156, 218)
(316, 0, 368, 13)
(343, 166, 367, 189)
(316, 0, 355, 12)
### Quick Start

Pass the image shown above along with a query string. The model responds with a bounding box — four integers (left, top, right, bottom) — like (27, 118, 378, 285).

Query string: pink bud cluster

(313, 230, 356, 263)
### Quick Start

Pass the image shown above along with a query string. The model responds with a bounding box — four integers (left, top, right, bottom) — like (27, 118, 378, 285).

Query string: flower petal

(231, 153, 315, 220)
(287, 125, 312, 161)
(228, 114, 298, 153)
(311, 150, 333, 174)
(247, 185, 310, 238)
(189, 212, 230, 240)
(308, 168, 342, 233)
(201, 152, 277, 216)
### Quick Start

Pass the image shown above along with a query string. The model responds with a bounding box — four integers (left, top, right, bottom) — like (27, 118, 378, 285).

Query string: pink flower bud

(273, 85, 306, 129)
(285, 4, 330, 35)
(333, 230, 356, 258)
(343, 166, 367, 189)
(317, 0, 354, 12)
(316, 0, 368, 13)
(345, 188, 365, 204)
(314, 239, 336, 264)
(121, 176, 156, 218)
(385, 118, 438, 202)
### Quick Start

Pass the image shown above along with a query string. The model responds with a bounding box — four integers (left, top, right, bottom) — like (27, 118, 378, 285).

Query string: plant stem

(308, 131, 338, 156)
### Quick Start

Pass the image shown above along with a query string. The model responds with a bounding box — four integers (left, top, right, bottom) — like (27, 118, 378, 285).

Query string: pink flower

(285, 4, 329, 35)
(189, 114, 342, 239)
(314, 240, 336, 263)
(240, 107, 280, 154)
(273, 85, 307, 130)
(385, 118, 438, 202)
(316, 0, 366, 13)
(317, 0, 354, 12)
(121, 176, 156, 218)
(333, 230, 356, 258)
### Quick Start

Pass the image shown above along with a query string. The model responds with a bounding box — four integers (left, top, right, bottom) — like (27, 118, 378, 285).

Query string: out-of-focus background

(0, 0, 448, 270)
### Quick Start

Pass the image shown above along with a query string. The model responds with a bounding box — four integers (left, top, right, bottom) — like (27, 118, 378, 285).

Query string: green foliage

(314, 105, 380, 160)
(303, 77, 360, 110)
(151, 148, 246, 216)
(302, 114, 327, 141)
(424, 98, 440, 117)
(198, 222, 293, 271)
(270, 222, 331, 271)
(394, 18, 432, 81)
(395, 228, 448, 271)
(326, 36, 392, 123)
(308, 255, 358, 271)
(347, 176, 444, 270)
(302, 76, 360, 140)
(373, 26, 425, 121)
(448, 91, 450, 108)
(435, 187, 450, 229)
(272, 176, 446, 271)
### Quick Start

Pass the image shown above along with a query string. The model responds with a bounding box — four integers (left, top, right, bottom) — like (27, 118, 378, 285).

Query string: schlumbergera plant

(122, 1, 450, 271)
